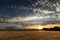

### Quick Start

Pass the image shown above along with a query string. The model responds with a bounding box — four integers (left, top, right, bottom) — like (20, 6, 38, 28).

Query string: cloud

(41, 10, 54, 14)
(5, 15, 51, 22)
(0, 0, 60, 23)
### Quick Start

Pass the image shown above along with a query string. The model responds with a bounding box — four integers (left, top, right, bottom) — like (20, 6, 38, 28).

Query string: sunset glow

(37, 26, 43, 29)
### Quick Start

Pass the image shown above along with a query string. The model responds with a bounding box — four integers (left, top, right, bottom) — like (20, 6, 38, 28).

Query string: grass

(0, 30, 60, 40)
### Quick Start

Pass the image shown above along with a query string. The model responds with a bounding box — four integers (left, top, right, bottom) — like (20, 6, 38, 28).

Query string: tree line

(43, 26, 60, 31)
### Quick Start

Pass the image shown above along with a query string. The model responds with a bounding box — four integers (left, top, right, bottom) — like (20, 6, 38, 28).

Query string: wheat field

(0, 30, 60, 40)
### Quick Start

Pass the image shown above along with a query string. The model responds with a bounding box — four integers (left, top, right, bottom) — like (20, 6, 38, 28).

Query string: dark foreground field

(0, 30, 60, 40)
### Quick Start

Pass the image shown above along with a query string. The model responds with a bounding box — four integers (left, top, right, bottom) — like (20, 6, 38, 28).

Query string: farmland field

(0, 30, 60, 40)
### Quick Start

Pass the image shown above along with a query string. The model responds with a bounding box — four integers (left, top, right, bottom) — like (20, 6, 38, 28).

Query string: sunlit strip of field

(0, 30, 60, 40)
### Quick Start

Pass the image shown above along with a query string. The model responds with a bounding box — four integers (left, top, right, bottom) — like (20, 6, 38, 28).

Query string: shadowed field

(0, 30, 60, 40)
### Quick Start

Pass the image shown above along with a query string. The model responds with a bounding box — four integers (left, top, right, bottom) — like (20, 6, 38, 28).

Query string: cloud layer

(0, 0, 60, 23)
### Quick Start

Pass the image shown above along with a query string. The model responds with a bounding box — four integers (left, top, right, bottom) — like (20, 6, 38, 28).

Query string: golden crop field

(0, 30, 60, 40)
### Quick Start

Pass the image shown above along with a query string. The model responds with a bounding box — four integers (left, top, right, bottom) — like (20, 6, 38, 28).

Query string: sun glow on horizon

(37, 26, 43, 29)
(25, 25, 44, 29)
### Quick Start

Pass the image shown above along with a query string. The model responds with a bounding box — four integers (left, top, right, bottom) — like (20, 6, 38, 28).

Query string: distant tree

(43, 28, 49, 30)
(43, 26, 60, 31)
(53, 26, 60, 30)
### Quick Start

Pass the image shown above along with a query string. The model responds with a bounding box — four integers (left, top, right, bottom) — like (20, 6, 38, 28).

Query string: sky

(0, 0, 60, 23)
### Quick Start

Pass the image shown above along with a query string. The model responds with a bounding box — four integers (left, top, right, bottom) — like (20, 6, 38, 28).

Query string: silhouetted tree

(43, 26, 60, 31)
(53, 26, 60, 30)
